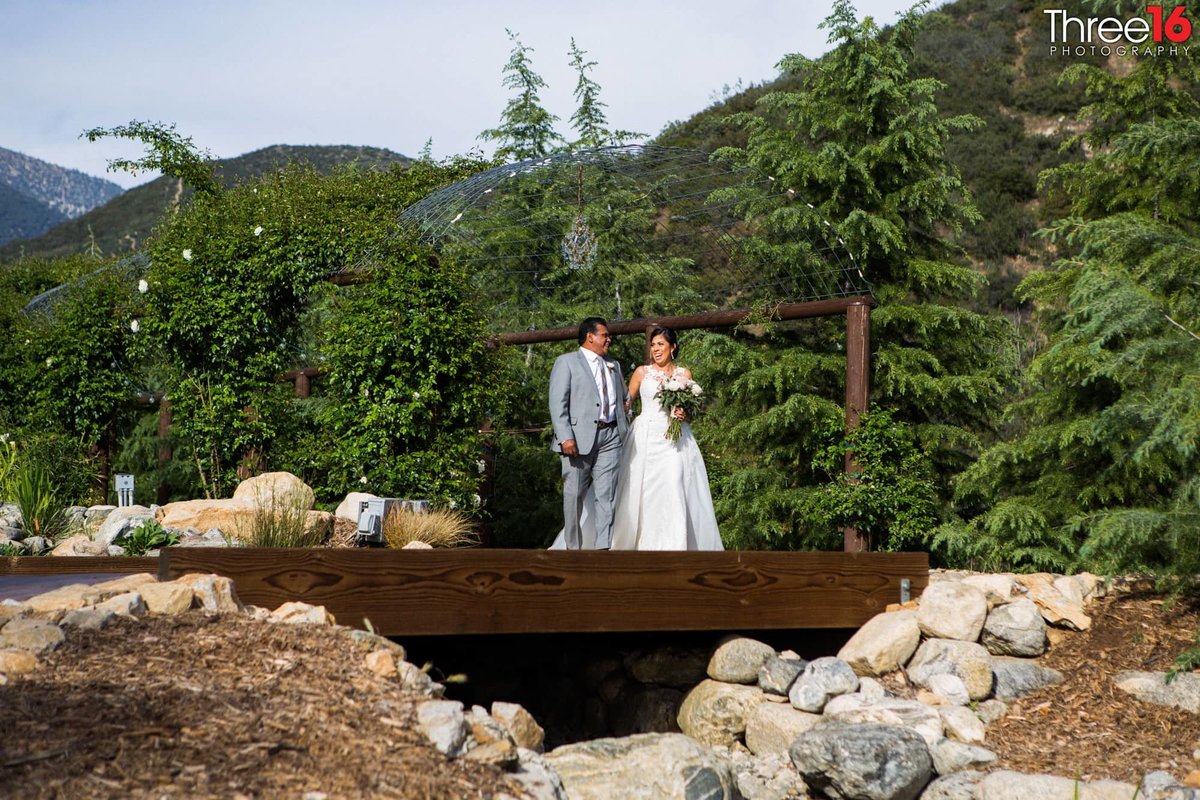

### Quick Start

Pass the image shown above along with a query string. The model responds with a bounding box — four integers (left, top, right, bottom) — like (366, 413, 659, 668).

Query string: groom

(549, 317, 629, 550)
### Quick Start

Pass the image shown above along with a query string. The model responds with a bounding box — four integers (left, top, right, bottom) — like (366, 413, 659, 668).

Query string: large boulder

(790, 722, 933, 800)
(677, 679, 765, 747)
(981, 598, 1047, 657)
(335, 491, 377, 522)
(976, 770, 1139, 799)
(96, 505, 154, 546)
(1115, 671, 1200, 714)
(822, 697, 943, 747)
(157, 499, 258, 538)
(757, 653, 807, 696)
(991, 656, 1063, 701)
(918, 581, 989, 642)
(545, 732, 737, 800)
(708, 635, 776, 684)
(1016, 573, 1091, 631)
(789, 657, 860, 712)
(906, 639, 994, 701)
(232, 471, 315, 510)
(416, 700, 469, 757)
(837, 610, 921, 677)
(744, 702, 822, 756)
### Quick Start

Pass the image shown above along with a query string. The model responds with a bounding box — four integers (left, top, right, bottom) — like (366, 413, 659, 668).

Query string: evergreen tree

(939, 56, 1200, 573)
(479, 30, 564, 160)
(696, 0, 1015, 549)
(567, 39, 643, 150)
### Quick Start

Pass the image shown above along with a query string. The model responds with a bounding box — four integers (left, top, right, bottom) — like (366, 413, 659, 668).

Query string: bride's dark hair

(649, 326, 679, 359)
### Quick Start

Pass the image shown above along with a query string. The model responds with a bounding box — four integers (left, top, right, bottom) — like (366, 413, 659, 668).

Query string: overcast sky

(3, 0, 928, 189)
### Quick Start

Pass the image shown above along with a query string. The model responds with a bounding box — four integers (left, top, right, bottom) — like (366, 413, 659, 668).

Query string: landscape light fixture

(355, 498, 430, 545)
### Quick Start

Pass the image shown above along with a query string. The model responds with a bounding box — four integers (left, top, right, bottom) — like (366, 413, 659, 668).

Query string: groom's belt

(596, 419, 617, 429)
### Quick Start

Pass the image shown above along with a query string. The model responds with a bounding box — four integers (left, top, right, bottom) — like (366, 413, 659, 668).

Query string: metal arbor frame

(396, 145, 875, 551)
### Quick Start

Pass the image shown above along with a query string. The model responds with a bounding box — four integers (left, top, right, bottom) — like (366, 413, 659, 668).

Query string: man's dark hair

(578, 317, 609, 345)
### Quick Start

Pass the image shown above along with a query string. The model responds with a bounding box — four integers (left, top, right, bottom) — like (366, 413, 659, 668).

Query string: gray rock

(930, 738, 996, 775)
(858, 676, 889, 702)
(974, 699, 1008, 725)
(0, 502, 22, 528)
(976, 770, 1138, 799)
(63, 505, 87, 530)
(709, 635, 777, 684)
(0, 524, 24, 542)
(790, 722, 933, 800)
(1115, 671, 1200, 714)
(98, 505, 153, 546)
(759, 654, 807, 696)
(677, 679, 766, 747)
(921, 770, 985, 799)
(991, 656, 1062, 700)
(416, 700, 469, 757)
(981, 598, 1047, 657)
(729, 750, 808, 800)
(789, 657, 859, 713)
(83, 505, 116, 534)
(23, 536, 50, 554)
(918, 581, 989, 642)
(927, 673, 970, 706)
(106, 545, 126, 557)
(823, 697, 943, 747)
(838, 610, 922, 677)
(512, 748, 569, 800)
(60, 607, 116, 630)
(907, 639, 994, 701)
(1141, 771, 1200, 800)
(0, 618, 65, 654)
(937, 706, 985, 745)
(744, 702, 822, 756)
(546, 733, 737, 800)
(627, 646, 709, 688)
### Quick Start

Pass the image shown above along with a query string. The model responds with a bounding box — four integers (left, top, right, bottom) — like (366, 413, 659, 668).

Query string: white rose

(254, 226, 264, 236)
(130, 319, 140, 333)
(138, 279, 149, 294)
(690, 382, 703, 397)
(359, 476, 368, 485)
(182, 248, 193, 261)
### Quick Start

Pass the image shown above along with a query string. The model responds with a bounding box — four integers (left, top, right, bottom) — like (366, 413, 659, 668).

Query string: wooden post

(644, 325, 655, 366)
(843, 301, 871, 553)
(157, 398, 173, 505)
(294, 370, 311, 399)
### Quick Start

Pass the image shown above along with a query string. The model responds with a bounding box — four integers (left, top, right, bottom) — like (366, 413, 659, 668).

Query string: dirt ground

(0, 592, 1197, 797)
(0, 614, 524, 800)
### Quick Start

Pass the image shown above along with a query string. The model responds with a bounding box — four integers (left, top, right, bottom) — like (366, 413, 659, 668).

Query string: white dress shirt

(580, 347, 615, 423)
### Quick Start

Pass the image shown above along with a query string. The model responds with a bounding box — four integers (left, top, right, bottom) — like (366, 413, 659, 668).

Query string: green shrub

(122, 519, 179, 556)
(13, 463, 66, 540)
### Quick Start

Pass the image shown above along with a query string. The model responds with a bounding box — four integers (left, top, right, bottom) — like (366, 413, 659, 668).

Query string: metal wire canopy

(390, 144, 869, 332)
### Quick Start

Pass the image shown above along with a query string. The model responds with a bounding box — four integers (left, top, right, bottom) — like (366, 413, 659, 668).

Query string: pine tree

(479, 30, 564, 161)
(939, 56, 1200, 573)
(693, 0, 1016, 549)
(567, 39, 643, 150)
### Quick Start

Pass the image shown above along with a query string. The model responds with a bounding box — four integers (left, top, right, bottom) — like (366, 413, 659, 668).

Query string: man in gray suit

(549, 317, 629, 549)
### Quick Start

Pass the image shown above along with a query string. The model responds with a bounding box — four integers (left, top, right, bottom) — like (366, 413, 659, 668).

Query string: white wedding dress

(549, 366, 723, 551)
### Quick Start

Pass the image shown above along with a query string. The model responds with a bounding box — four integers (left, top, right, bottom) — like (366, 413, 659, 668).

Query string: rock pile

(0, 471, 355, 555)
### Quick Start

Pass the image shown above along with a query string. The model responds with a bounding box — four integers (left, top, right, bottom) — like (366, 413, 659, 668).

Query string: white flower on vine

(182, 249, 193, 261)
(138, 279, 149, 294)
(45, 357, 53, 367)
(130, 319, 140, 333)
(476, 459, 487, 474)
(472, 494, 482, 507)
(359, 476, 368, 485)
(254, 226, 263, 236)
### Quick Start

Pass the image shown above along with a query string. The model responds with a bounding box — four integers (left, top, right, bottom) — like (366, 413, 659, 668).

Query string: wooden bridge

(2, 549, 926, 636)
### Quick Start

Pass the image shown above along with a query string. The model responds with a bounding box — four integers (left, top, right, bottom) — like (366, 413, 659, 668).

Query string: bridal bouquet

(656, 374, 704, 441)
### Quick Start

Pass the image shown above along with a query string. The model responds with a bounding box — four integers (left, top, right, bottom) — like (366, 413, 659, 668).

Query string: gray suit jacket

(549, 349, 629, 456)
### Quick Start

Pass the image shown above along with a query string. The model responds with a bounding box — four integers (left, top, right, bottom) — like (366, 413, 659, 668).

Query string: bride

(550, 326, 723, 551)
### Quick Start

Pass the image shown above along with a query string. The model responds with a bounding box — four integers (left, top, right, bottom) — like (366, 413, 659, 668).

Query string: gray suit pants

(561, 425, 622, 550)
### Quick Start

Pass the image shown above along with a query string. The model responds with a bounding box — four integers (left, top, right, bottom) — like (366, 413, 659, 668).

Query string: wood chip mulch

(988, 594, 1200, 783)
(0, 613, 525, 799)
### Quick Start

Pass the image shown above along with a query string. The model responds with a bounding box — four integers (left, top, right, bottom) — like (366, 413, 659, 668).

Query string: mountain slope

(0, 146, 124, 247)
(0, 144, 410, 261)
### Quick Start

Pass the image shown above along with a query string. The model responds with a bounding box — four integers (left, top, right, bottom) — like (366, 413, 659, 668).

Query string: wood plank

(161, 549, 927, 635)
(1, 557, 159, 576)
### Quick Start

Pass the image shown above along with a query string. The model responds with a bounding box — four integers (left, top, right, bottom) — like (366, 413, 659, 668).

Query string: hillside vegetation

(0, 144, 409, 261)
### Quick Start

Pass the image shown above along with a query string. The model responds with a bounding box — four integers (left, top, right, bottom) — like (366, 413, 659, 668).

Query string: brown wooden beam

(159, 548, 926, 635)
(492, 296, 876, 347)
(843, 301, 872, 553)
